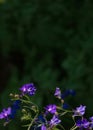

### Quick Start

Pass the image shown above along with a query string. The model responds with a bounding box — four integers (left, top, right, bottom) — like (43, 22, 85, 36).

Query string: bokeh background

(0, 0, 93, 130)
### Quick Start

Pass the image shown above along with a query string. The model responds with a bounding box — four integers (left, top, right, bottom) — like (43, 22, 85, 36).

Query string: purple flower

(54, 87, 61, 99)
(89, 116, 93, 128)
(41, 124, 47, 130)
(20, 83, 36, 96)
(45, 104, 57, 114)
(90, 116, 93, 122)
(49, 115, 61, 127)
(76, 118, 90, 129)
(73, 105, 86, 116)
(0, 107, 11, 120)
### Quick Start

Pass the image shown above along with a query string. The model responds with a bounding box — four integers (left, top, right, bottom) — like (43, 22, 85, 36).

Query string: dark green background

(0, 0, 93, 129)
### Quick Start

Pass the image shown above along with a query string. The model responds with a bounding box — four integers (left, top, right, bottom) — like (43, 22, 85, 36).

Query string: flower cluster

(20, 83, 36, 96)
(0, 83, 93, 130)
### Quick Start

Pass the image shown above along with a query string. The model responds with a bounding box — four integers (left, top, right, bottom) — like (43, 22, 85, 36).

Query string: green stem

(59, 124, 66, 130)
(60, 111, 68, 116)
(57, 106, 73, 113)
(70, 126, 78, 130)
(23, 95, 31, 101)
(20, 99, 38, 111)
(27, 110, 39, 130)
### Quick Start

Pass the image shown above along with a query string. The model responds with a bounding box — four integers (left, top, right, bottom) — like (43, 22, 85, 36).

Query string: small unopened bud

(10, 93, 13, 97)
(61, 99, 64, 104)
(31, 105, 38, 112)
(55, 112, 58, 115)
(14, 94, 19, 98)
(31, 105, 36, 109)
(22, 109, 27, 113)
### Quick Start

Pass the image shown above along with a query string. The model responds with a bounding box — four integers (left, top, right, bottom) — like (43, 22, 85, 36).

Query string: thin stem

(60, 111, 68, 116)
(23, 95, 31, 101)
(57, 106, 73, 113)
(59, 124, 66, 130)
(27, 110, 39, 130)
(20, 99, 39, 111)
(20, 99, 33, 104)
(70, 126, 78, 130)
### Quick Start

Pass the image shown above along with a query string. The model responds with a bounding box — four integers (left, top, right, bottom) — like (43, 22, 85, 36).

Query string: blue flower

(62, 103, 69, 109)
(30, 126, 41, 130)
(37, 115, 46, 123)
(61, 89, 76, 99)
(61, 90, 70, 99)
(11, 100, 21, 110)
(69, 89, 76, 96)
(9, 100, 21, 119)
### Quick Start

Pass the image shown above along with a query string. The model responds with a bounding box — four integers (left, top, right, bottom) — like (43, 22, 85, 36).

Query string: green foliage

(53, 128, 60, 130)
(0, 0, 93, 129)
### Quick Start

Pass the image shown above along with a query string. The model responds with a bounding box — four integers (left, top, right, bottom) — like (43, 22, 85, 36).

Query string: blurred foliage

(0, 0, 93, 129)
